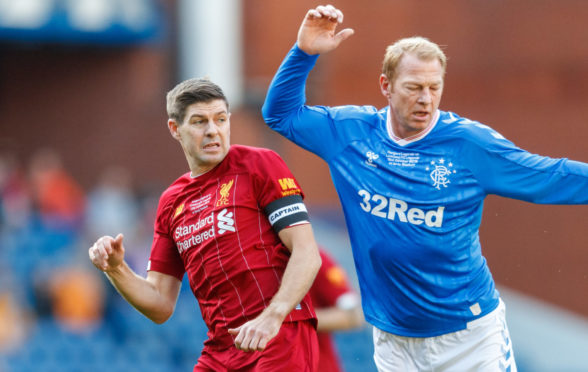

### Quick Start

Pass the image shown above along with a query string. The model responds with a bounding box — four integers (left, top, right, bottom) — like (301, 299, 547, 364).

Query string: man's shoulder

(160, 172, 191, 200)
(154, 172, 192, 218)
(224, 145, 286, 173)
(229, 144, 279, 157)
(436, 110, 501, 142)
(319, 105, 384, 134)
(327, 104, 382, 120)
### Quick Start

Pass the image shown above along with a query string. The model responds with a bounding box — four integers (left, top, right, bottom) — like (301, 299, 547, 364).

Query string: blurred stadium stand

(0, 0, 165, 45)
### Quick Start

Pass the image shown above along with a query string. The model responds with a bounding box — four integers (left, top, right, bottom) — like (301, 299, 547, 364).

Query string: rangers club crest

(425, 158, 456, 190)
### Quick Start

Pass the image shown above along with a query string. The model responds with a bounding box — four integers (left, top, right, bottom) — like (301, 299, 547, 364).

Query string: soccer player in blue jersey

(262, 4, 588, 372)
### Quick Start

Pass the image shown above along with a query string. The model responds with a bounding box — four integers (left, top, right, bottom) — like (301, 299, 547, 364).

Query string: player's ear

(168, 119, 180, 140)
(379, 74, 391, 98)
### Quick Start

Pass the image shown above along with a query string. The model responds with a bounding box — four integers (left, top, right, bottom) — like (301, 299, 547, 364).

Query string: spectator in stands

(29, 148, 85, 231)
(48, 266, 105, 334)
(0, 151, 32, 232)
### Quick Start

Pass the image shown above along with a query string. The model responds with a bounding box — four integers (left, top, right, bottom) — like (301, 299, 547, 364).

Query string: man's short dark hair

(166, 78, 229, 123)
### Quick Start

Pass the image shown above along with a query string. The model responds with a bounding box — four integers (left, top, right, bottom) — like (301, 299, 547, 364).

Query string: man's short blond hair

(382, 36, 447, 83)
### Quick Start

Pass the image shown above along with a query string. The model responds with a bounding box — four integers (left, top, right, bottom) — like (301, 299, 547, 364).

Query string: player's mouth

(203, 142, 220, 151)
(412, 111, 430, 121)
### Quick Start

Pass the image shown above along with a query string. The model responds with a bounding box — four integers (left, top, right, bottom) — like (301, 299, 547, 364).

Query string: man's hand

(227, 304, 286, 352)
(297, 4, 354, 55)
(89, 233, 125, 272)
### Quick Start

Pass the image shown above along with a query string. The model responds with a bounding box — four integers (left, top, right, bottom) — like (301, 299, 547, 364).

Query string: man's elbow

(145, 305, 175, 324)
(261, 103, 276, 126)
(311, 251, 322, 275)
(150, 314, 171, 325)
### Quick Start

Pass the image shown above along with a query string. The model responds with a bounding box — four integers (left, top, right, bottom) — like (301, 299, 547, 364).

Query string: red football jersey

(310, 249, 358, 372)
(148, 145, 316, 350)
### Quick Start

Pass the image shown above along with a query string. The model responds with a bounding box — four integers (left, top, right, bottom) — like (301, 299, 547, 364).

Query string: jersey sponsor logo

(174, 208, 235, 253)
(217, 208, 235, 234)
(278, 177, 297, 190)
(216, 180, 234, 206)
(364, 151, 379, 168)
(425, 158, 456, 190)
(175, 214, 214, 239)
(278, 177, 301, 197)
(173, 203, 184, 219)
(358, 189, 444, 227)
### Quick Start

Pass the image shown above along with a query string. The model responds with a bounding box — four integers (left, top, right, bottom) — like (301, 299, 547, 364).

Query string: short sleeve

(147, 194, 185, 280)
(251, 149, 305, 208)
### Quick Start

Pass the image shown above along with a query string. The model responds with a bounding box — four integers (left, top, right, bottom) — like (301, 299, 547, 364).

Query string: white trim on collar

(386, 109, 440, 146)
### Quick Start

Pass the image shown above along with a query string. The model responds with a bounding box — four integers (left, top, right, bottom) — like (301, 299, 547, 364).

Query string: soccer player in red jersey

(310, 249, 364, 372)
(88, 78, 322, 371)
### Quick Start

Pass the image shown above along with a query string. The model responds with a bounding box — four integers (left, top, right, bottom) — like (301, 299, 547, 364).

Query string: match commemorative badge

(425, 158, 456, 190)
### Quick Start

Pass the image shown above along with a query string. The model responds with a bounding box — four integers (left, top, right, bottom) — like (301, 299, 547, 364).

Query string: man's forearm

(105, 262, 180, 324)
(315, 306, 364, 332)
(264, 240, 321, 321)
(262, 45, 319, 126)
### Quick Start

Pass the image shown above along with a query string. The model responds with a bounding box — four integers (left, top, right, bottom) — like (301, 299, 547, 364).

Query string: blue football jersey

(262, 45, 588, 337)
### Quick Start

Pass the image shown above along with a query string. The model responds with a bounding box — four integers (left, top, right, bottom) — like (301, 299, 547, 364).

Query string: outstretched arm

(262, 5, 354, 158)
(228, 224, 321, 352)
(89, 234, 181, 324)
(297, 4, 354, 55)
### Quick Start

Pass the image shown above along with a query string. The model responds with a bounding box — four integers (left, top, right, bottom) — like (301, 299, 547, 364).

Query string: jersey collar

(386, 109, 440, 146)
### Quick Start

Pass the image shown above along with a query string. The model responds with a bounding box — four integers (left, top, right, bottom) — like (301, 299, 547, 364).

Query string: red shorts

(193, 320, 319, 372)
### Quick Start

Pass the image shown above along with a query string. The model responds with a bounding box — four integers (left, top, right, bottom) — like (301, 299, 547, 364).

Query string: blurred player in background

(262, 4, 588, 371)
(89, 78, 322, 371)
(310, 248, 364, 372)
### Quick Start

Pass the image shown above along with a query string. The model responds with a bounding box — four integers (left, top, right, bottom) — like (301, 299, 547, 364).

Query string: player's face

(380, 53, 444, 139)
(169, 99, 231, 175)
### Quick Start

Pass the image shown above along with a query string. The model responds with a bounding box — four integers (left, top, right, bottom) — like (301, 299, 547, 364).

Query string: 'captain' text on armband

(358, 189, 444, 227)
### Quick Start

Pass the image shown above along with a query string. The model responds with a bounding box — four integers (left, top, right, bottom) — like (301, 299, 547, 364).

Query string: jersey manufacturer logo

(216, 180, 234, 206)
(425, 158, 456, 190)
(217, 208, 235, 234)
(364, 151, 379, 168)
(173, 203, 185, 219)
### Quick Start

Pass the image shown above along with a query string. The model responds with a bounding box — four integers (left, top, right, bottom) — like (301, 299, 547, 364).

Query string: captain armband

(264, 194, 310, 233)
